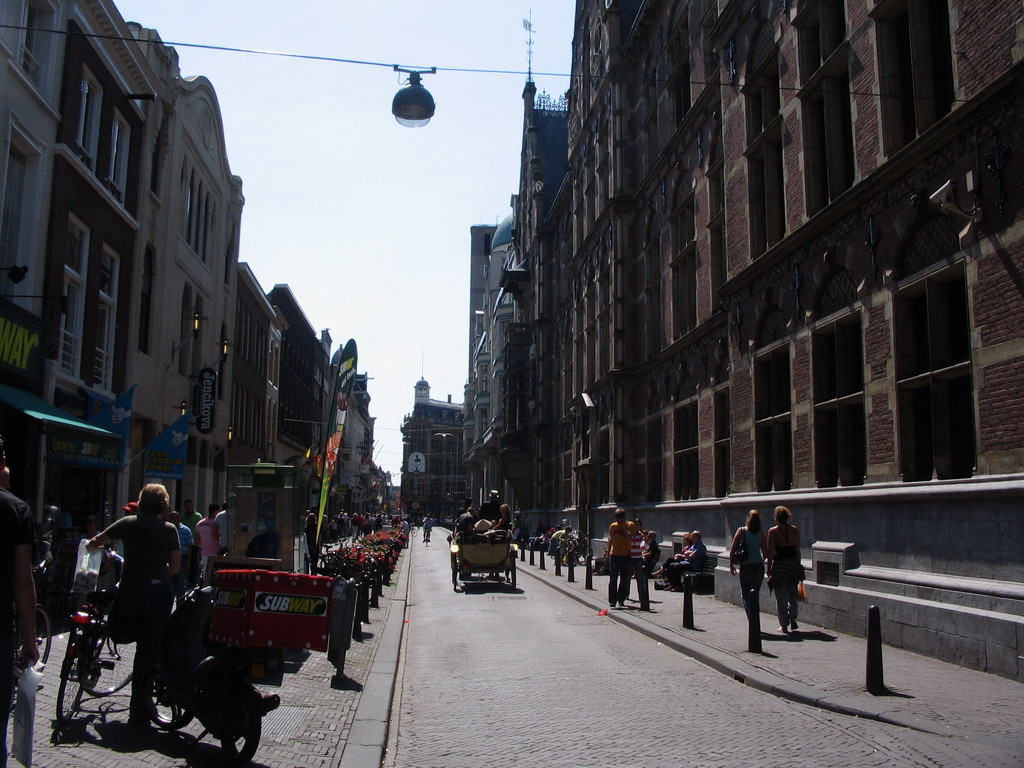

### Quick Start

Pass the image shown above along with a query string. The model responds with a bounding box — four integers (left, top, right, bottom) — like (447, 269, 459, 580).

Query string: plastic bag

(72, 538, 103, 593)
(798, 581, 807, 600)
(12, 663, 43, 767)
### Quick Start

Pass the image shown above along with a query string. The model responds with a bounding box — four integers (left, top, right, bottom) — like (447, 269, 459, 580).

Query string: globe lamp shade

(392, 72, 435, 128)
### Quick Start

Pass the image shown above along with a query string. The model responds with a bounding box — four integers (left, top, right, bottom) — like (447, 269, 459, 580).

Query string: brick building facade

(493, 0, 1024, 676)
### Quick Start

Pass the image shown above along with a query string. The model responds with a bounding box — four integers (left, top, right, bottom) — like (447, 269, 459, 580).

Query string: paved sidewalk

(13, 546, 413, 768)
(516, 551, 1024, 755)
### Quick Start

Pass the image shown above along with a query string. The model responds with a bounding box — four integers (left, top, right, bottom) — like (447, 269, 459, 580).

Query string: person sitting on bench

(652, 531, 706, 591)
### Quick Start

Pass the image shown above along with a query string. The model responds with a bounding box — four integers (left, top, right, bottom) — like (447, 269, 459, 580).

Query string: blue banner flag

(144, 411, 191, 480)
(88, 384, 136, 466)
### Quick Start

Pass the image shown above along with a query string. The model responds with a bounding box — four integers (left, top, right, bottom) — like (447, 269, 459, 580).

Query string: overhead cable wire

(0, 22, 1013, 107)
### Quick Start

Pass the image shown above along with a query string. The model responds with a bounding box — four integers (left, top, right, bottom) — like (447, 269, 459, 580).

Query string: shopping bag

(71, 538, 102, 594)
(12, 663, 43, 767)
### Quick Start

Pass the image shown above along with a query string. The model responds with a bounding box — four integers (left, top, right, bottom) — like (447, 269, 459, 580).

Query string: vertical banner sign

(88, 384, 136, 466)
(195, 368, 217, 434)
(144, 411, 191, 480)
(317, 339, 357, 539)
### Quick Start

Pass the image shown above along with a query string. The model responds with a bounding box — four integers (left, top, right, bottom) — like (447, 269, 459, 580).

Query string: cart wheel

(509, 557, 517, 589)
(451, 555, 458, 589)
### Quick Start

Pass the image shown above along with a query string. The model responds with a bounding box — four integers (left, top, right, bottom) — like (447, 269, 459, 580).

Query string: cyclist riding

(422, 515, 434, 544)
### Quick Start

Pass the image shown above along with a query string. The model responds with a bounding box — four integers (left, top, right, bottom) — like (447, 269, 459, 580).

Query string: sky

(109, 1, 576, 479)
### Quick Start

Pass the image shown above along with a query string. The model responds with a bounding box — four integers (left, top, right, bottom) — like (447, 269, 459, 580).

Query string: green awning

(0, 382, 117, 438)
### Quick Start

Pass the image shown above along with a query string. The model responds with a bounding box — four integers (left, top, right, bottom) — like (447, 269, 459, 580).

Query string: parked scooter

(143, 586, 280, 766)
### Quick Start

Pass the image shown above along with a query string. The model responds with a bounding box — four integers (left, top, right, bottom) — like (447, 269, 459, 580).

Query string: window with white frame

(92, 248, 118, 389)
(75, 69, 102, 169)
(0, 146, 28, 264)
(60, 217, 89, 377)
(107, 111, 130, 201)
(19, 0, 55, 88)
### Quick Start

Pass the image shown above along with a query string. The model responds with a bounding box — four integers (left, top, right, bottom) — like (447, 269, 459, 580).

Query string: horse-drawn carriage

(449, 530, 517, 590)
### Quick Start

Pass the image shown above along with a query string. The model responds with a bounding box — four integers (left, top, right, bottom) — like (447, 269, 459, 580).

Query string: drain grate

(262, 705, 309, 740)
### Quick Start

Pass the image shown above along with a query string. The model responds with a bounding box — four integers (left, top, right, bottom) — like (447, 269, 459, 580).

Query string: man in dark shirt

(455, 506, 478, 536)
(478, 490, 501, 526)
(1, 450, 38, 767)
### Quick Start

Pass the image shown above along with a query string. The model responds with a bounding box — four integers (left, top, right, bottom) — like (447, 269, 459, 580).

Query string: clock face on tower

(408, 452, 426, 473)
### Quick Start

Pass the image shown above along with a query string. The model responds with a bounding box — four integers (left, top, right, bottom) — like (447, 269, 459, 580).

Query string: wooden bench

(686, 552, 719, 593)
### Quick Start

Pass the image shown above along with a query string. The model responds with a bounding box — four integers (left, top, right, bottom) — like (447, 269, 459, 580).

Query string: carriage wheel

(451, 554, 459, 589)
(508, 557, 517, 589)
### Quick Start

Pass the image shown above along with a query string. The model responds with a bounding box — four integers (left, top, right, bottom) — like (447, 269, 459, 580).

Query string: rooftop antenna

(523, 12, 534, 82)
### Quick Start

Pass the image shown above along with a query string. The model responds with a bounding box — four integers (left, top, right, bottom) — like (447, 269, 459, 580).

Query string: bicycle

(561, 534, 587, 567)
(423, 526, 432, 544)
(13, 602, 52, 668)
(55, 590, 132, 729)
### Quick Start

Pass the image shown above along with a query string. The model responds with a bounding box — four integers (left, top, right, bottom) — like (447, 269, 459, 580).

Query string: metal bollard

(866, 605, 886, 694)
(357, 578, 371, 624)
(369, 571, 380, 609)
(585, 554, 593, 590)
(529, 547, 536, 566)
(747, 589, 762, 653)
(568, 556, 575, 583)
(682, 575, 695, 629)
(554, 553, 562, 576)
(539, 550, 546, 570)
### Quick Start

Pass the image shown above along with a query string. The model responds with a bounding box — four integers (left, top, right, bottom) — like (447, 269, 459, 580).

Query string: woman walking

(88, 483, 179, 725)
(729, 510, 769, 620)
(766, 505, 803, 634)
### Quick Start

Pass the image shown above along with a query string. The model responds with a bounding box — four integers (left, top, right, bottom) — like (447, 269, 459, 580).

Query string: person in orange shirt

(606, 508, 636, 608)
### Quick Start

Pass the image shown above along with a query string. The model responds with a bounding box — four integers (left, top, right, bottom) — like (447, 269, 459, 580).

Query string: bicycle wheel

(144, 671, 194, 730)
(55, 644, 85, 726)
(220, 712, 262, 766)
(35, 604, 52, 666)
(81, 630, 132, 696)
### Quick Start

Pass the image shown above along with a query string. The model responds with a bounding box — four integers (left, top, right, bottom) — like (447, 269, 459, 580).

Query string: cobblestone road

(385, 541, 1023, 768)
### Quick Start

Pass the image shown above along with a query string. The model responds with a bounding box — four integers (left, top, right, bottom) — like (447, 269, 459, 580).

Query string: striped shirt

(630, 530, 644, 558)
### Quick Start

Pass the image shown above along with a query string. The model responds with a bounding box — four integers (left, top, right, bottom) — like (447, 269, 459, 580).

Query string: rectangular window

(708, 159, 726, 304)
(61, 218, 89, 377)
(746, 34, 785, 257)
(671, 248, 697, 339)
(755, 346, 792, 491)
(20, 3, 43, 85)
(93, 249, 118, 389)
(896, 268, 974, 480)
(673, 401, 699, 500)
(0, 147, 27, 264)
(107, 111, 130, 201)
(667, 20, 691, 128)
(798, 1, 854, 214)
(874, 0, 954, 154)
(75, 70, 102, 169)
(813, 315, 865, 486)
(802, 77, 855, 213)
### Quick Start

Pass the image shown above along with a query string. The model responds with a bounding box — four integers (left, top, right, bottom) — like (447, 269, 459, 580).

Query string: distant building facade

(401, 378, 466, 521)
